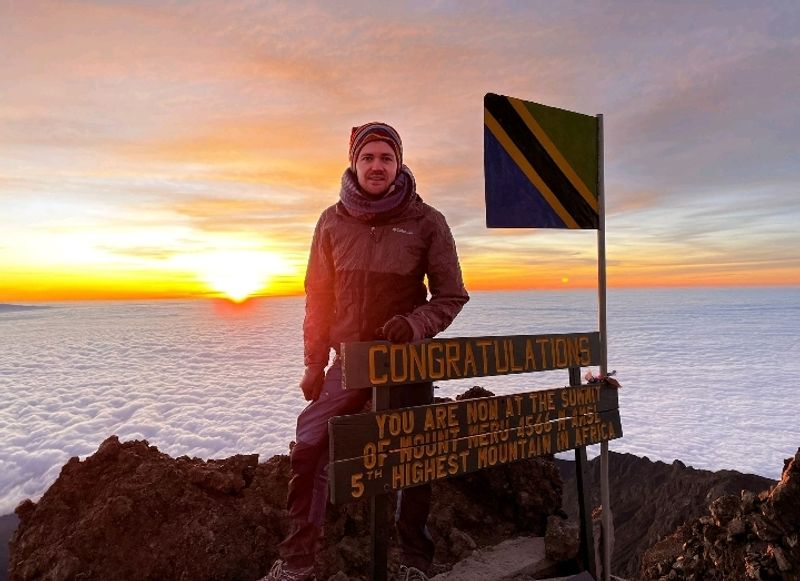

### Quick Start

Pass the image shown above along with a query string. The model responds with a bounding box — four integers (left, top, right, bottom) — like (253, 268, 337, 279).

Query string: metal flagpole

(597, 113, 612, 581)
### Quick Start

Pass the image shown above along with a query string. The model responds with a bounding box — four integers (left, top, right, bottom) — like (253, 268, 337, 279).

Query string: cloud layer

(3, 289, 800, 515)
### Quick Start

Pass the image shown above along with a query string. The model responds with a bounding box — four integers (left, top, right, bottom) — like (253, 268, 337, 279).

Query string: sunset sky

(1, 1, 798, 301)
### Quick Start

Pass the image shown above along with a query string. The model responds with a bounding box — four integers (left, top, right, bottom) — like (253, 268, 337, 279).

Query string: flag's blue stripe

(484, 127, 567, 228)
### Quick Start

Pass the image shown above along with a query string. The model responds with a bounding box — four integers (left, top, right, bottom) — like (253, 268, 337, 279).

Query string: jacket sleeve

(404, 210, 469, 340)
(303, 213, 335, 367)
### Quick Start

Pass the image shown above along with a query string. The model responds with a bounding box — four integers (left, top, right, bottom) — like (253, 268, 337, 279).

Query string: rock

(12, 501, 35, 522)
(751, 513, 780, 542)
(767, 449, 800, 526)
(727, 517, 746, 539)
(455, 386, 495, 400)
(741, 489, 757, 514)
(448, 528, 477, 559)
(769, 544, 791, 573)
(744, 559, 761, 579)
(709, 494, 739, 527)
(429, 536, 558, 581)
(544, 515, 579, 561)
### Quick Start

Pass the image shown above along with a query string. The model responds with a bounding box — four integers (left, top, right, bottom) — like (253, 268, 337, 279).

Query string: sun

(195, 251, 289, 302)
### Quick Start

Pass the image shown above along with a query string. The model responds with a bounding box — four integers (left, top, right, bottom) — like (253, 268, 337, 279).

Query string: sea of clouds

(1, 299, 309, 515)
(1, 288, 799, 515)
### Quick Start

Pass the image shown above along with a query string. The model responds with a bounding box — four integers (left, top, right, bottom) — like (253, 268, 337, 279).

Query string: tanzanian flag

(484, 93, 599, 229)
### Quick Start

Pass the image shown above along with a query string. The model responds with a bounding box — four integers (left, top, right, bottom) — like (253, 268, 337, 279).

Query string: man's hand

(376, 316, 414, 343)
(300, 364, 325, 401)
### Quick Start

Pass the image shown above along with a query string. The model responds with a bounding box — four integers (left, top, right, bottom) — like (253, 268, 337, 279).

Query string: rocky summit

(8, 382, 798, 581)
(9, 434, 562, 580)
(558, 451, 775, 579)
(640, 448, 800, 580)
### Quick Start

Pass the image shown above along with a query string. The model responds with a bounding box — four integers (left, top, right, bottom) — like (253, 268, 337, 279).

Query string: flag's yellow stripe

(484, 108, 579, 229)
(508, 96, 598, 213)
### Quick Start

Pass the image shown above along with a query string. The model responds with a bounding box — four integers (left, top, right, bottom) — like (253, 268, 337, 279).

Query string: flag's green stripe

(509, 97, 598, 210)
(523, 100, 598, 198)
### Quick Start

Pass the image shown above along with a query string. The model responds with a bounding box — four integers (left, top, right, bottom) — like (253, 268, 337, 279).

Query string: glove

(300, 364, 325, 401)
(376, 316, 414, 343)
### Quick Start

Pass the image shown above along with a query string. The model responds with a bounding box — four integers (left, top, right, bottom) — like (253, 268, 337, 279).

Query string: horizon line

(2, 281, 798, 304)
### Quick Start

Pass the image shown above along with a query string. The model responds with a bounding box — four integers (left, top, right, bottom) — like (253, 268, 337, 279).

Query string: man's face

(355, 140, 399, 197)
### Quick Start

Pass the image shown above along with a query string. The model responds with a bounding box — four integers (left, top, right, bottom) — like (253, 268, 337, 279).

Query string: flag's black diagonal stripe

(484, 94, 598, 229)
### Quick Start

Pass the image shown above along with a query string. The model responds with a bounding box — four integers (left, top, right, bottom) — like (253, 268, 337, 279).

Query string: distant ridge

(0, 304, 50, 312)
(557, 452, 775, 578)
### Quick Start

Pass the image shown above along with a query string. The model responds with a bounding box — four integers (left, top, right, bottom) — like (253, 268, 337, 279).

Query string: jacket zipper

(360, 226, 378, 338)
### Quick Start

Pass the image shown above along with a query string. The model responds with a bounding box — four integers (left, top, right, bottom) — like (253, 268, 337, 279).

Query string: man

(265, 122, 469, 581)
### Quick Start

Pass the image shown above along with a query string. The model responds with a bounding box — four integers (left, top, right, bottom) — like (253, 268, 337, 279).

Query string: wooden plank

(571, 367, 596, 577)
(329, 408, 622, 504)
(576, 447, 595, 575)
(330, 384, 618, 463)
(370, 386, 390, 581)
(341, 332, 601, 390)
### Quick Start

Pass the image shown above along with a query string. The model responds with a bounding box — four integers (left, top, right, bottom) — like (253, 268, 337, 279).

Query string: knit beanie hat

(349, 122, 403, 171)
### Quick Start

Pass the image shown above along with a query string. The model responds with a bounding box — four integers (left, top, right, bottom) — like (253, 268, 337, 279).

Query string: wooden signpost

(329, 332, 622, 580)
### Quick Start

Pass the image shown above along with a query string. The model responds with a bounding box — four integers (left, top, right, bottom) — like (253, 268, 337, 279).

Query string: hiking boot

(259, 559, 316, 581)
(398, 564, 429, 581)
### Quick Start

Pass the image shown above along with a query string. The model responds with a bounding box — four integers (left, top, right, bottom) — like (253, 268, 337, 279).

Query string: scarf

(339, 165, 416, 222)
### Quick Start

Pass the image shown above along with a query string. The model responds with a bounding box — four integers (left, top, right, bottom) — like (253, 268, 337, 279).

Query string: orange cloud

(2, 1, 798, 300)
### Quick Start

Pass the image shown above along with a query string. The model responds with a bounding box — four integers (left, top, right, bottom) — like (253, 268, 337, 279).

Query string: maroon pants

(278, 359, 435, 571)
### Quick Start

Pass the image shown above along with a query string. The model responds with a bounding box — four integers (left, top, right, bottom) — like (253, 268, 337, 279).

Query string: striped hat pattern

(349, 122, 403, 170)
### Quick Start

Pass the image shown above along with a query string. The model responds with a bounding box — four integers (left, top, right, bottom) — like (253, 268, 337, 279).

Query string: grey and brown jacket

(303, 194, 469, 367)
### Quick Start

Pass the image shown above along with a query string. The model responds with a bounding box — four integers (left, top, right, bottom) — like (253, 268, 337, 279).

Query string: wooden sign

(342, 332, 601, 390)
(329, 384, 620, 504)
